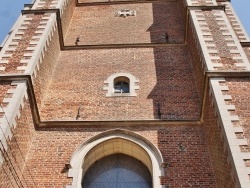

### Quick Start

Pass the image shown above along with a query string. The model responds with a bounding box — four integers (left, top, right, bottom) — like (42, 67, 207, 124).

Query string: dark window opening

(114, 77, 130, 93)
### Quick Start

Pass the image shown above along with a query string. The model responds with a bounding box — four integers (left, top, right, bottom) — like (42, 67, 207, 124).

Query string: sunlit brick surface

(64, 2, 185, 45)
(225, 79, 250, 152)
(0, 101, 35, 188)
(22, 126, 216, 187)
(40, 47, 201, 120)
(1, 0, 249, 187)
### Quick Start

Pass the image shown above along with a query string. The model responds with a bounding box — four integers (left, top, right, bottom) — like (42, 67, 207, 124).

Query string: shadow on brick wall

(147, 47, 201, 120)
(147, 2, 185, 44)
(147, 2, 200, 120)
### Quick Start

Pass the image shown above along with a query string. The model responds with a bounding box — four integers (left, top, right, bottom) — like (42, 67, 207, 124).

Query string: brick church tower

(0, 0, 250, 187)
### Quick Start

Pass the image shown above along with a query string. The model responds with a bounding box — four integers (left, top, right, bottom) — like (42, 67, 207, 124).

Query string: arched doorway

(66, 129, 164, 188)
(82, 154, 152, 188)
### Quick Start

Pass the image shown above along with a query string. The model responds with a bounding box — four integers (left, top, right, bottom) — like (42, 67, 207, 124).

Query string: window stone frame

(103, 73, 139, 97)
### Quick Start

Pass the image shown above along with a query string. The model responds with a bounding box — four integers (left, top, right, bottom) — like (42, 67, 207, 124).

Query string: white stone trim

(222, 2, 249, 41)
(210, 78, 250, 188)
(0, 15, 26, 63)
(24, 13, 57, 75)
(103, 73, 139, 97)
(186, 0, 217, 6)
(66, 129, 164, 188)
(219, 10, 250, 70)
(0, 81, 28, 165)
(190, 9, 250, 70)
(190, 10, 214, 70)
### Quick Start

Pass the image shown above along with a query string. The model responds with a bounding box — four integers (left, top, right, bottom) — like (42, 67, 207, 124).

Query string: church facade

(0, 0, 250, 187)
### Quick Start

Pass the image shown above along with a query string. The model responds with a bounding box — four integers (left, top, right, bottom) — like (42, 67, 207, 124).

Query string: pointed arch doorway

(66, 129, 164, 188)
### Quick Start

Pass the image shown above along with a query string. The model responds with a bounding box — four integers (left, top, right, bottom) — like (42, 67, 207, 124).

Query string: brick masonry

(187, 18, 205, 97)
(225, 79, 250, 152)
(33, 28, 60, 108)
(203, 88, 235, 188)
(39, 47, 201, 121)
(0, 0, 250, 187)
(0, 101, 35, 188)
(21, 125, 216, 187)
(64, 2, 185, 45)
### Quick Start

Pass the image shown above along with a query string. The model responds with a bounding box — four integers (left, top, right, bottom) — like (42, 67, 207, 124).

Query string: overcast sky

(0, 0, 249, 45)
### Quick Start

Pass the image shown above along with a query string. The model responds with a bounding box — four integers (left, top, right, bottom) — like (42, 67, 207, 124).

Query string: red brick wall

(177, 0, 187, 22)
(23, 125, 216, 187)
(39, 47, 200, 121)
(61, 0, 75, 37)
(225, 78, 250, 152)
(187, 18, 206, 98)
(203, 90, 235, 188)
(64, 2, 185, 45)
(0, 100, 35, 188)
(203, 10, 243, 71)
(1, 1, 244, 187)
(158, 126, 216, 187)
(33, 29, 60, 108)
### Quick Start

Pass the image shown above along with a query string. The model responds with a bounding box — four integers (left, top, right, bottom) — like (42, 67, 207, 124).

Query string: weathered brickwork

(0, 0, 54, 74)
(177, 0, 187, 21)
(0, 83, 12, 104)
(187, 18, 205, 97)
(225, 79, 250, 152)
(61, 0, 75, 37)
(0, 100, 35, 188)
(202, 10, 243, 70)
(1, 0, 250, 187)
(33, 29, 60, 107)
(39, 47, 200, 121)
(4, 15, 47, 73)
(21, 126, 216, 187)
(203, 91, 235, 188)
(64, 2, 185, 45)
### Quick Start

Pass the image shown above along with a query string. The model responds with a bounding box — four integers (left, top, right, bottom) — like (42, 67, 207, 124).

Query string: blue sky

(0, 0, 249, 44)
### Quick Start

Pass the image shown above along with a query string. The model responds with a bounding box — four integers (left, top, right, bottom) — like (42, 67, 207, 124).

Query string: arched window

(82, 154, 152, 188)
(114, 76, 130, 93)
(103, 73, 139, 97)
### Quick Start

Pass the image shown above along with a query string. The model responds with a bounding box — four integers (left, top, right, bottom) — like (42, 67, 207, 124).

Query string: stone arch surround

(103, 72, 139, 97)
(66, 129, 164, 188)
